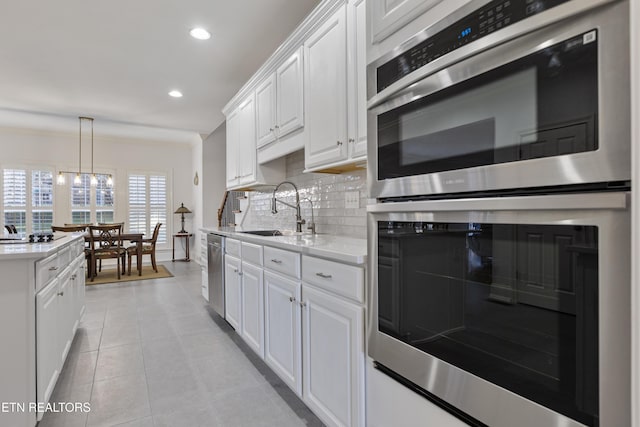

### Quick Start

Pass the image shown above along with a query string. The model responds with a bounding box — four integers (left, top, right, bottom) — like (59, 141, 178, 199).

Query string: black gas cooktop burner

(28, 233, 54, 243)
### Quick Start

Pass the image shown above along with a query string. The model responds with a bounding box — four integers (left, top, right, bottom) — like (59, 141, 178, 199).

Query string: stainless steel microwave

(367, 192, 631, 427)
(367, 0, 630, 200)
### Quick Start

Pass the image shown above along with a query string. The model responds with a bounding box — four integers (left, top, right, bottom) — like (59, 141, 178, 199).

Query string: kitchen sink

(239, 230, 284, 237)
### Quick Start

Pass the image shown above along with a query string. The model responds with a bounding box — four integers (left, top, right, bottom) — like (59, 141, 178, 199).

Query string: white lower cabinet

(36, 251, 85, 417)
(302, 283, 364, 427)
(241, 261, 265, 358)
(36, 277, 60, 407)
(225, 240, 365, 427)
(264, 270, 302, 395)
(224, 254, 242, 332)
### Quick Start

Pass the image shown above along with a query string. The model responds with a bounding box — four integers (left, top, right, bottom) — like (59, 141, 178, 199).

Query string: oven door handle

(366, 192, 629, 213)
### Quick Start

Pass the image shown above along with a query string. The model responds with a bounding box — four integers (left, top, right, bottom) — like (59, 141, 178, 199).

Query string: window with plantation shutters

(2, 167, 54, 234)
(3, 169, 27, 233)
(128, 173, 167, 243)
(70, 173, 115, 224)
(31, 170, 53, 233)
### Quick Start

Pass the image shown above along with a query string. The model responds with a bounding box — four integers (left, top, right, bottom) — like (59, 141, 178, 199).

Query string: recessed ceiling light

(190, 28, 211, 40)
(168, 90, 183, 98)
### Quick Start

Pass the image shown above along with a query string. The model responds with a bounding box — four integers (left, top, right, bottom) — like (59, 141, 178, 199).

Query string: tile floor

(40, 262, 323, 427)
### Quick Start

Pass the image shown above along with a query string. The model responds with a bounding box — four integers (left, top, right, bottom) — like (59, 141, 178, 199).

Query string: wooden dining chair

(127, 223, 162, 275)
(87, 224, 127, 281)
(96, 222, 125, 272)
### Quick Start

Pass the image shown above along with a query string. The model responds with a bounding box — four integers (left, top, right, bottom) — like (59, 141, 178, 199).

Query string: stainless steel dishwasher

(207, 233, 225, 317)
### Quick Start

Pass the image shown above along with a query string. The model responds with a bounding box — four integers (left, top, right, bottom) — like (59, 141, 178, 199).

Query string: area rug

(86, 264, 173, 285)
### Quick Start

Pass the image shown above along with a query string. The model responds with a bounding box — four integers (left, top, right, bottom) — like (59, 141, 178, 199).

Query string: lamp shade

(174, 203, 191, 234)
(174, 203, 192, 214)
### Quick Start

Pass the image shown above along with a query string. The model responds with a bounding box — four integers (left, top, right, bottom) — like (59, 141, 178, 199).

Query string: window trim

(126, 170, 172, 247)
(1, 164, 56, 234)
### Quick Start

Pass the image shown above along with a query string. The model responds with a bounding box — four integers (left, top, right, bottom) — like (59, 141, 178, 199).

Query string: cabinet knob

(316, 272, 332, 279)
(300, 301, 307, 308)
(349, 138, 355, 143)
(274, 125, 280, 129)
(71, 274, 76, 280)
(271, 259, 282, 264)
(233, 268, 238, 273)
(57, 291, 64, 297)
(336, 141, 343, 146)
(238, 272, 243, 276)
(48, 266, 58, 271)
(269, 128, 274, 132)
(289, 296, 296, 303)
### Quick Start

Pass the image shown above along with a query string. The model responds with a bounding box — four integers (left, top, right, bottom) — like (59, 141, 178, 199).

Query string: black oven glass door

(377, 31, 597, 180)
(378, 221, 598, 426)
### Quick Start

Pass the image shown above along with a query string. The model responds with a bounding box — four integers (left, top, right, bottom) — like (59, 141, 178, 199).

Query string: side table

(172, 233, 193, 262)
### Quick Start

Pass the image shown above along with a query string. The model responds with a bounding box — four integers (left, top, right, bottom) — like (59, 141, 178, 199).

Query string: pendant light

(57, 117, 113, 187)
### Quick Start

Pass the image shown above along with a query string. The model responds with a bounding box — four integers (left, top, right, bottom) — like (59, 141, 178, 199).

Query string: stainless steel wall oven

(366, 0, 632, 426)
(367, 194, 630, 426)
(367, 0, 630, 199)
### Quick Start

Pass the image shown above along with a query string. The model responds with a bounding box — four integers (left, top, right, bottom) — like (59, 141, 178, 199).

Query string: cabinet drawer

(241, 242, 263, 266)
(302, 256, 364, 303)
(264, 246, 300, 279)
(36, 252, 61, 291)
(226, 238, 241, 257)
(58, 245, 71, 267)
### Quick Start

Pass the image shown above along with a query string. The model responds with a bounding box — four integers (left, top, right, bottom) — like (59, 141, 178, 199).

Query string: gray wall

(203, 122, 227, 227)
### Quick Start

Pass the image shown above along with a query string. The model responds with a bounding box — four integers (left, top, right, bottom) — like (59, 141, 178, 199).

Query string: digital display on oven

(376, 0, 571, 93)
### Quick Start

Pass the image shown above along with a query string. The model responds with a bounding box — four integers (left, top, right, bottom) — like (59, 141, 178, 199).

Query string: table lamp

(174, 203, 192, 234)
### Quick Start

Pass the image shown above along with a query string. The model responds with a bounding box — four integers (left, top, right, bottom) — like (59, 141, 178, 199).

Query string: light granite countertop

(0, 233, 84, 260)
(201, 227, 367, 265)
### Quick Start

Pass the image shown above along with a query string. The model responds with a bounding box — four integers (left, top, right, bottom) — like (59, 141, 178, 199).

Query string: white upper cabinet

(256, 47, 305, 149)
(226, 108, 241, 188)
(304, 5, 349, 169)
(305, 0, 368, 172)
(348, 0, 368, 159)
(370, 0, 443, 44)
(226, 92, 284, 190)
(238, 95, 256, 185)
(256, 75, 277, 147)
(276, 47, 305, 138)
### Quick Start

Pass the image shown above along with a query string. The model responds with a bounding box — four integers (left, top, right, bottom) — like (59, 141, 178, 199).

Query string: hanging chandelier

(56, 117, 113, 187)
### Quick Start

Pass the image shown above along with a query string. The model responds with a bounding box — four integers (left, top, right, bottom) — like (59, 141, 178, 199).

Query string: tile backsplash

(241, 150, 367, 239)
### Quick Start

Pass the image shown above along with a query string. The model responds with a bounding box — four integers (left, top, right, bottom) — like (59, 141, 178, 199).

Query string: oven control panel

(376, 0, 569, 93)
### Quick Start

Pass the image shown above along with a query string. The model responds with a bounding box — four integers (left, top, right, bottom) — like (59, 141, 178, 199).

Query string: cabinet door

(370, 0, 443, 43)
(348, 0, 367, 159)
(36, 278, 60, 406)
(76, 259, 86, 320)
(264, 271, 302, 395)
(302, 284, 365, 427)
(58, 269, 75, 364)
(304, 5, 348, 169)
(201, 267, 209, 302)
(241, 261, 265, 358)
(256, 74, 277, 147)
(276, 47, 304, 138)
(238, 95, 257, 184)
(226, 108, 241, 188)
(224, 255, 242, 332)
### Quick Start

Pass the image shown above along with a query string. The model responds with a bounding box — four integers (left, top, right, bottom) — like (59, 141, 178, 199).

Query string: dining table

(84, 232, 145, 276)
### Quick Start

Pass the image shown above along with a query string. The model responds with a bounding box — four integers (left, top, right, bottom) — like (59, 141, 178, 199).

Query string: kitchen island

(0, 233, 86, 427)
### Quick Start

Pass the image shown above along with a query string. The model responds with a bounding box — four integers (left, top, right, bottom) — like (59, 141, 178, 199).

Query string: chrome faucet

(304, 197, 316, 235)
(271, 181, 305, 232)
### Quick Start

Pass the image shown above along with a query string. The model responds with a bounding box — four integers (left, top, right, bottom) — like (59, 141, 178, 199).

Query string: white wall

(0, 125, 200, 258)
